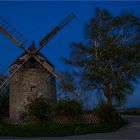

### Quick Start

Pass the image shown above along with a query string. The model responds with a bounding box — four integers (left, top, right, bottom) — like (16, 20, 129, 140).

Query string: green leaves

(63, 8, 140, 105)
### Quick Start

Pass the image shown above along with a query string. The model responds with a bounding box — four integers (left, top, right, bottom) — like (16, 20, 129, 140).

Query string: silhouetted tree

(59, 71, 84, 103)
(63, 8, 140, 105)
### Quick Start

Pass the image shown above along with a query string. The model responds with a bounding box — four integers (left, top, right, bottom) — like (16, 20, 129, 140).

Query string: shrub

(0, 95, 9, 117)
(96, 102, 120, 123)
(19, 110, 28, 121)
(56, 100, 83, 117)
(24, 95, 54, 121)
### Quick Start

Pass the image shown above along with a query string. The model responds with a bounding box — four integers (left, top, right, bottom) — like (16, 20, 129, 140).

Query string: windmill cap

(11, 43, 54, 68)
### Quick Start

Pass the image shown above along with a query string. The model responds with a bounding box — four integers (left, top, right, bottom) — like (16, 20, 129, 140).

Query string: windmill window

(31, 86, 37, 95)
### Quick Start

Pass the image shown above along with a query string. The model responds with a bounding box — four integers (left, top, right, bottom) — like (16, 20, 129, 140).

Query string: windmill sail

(0, 16, 30, 53)
(0, 56, 31, 93)
(34, 55, 62, 79)
(35, 13, 76, 54)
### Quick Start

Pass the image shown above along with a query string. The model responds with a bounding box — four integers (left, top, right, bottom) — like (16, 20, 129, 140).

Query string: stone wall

(9, 62, 56, 120)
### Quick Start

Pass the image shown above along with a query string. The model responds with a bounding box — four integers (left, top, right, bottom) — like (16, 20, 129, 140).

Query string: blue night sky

(0, 1, 140, 108)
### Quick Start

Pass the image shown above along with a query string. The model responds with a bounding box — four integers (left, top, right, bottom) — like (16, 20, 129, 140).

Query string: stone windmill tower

(0, 13, 76, 120)
(10, 44, 57, 120)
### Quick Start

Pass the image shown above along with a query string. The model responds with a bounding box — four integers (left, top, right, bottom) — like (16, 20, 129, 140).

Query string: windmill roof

(12, 43, 54, 68)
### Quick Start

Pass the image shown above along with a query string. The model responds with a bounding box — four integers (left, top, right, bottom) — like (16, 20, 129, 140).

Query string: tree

(59, 71, 89, 105)
(64, 8, 140, 105)
(96, 102, 120, 123)
(0, 74, 9, 117)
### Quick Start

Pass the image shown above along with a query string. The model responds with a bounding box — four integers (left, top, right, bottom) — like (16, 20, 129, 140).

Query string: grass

(0, 119, 127, 137)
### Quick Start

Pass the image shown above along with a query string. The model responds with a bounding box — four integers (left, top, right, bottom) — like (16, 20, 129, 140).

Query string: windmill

(0, 13, 76, 120)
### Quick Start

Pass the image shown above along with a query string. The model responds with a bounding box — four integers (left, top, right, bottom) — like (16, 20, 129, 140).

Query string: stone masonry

(9, 47, 56, 120)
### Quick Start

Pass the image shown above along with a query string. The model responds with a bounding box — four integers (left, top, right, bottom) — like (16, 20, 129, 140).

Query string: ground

(66, 115, 140, 139)
(0, 115, 140, 140)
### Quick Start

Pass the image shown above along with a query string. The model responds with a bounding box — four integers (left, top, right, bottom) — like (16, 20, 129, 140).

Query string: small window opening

(31, 86, 37, 96)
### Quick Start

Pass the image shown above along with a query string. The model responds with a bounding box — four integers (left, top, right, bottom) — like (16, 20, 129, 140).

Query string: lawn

(0, 119, 127, 137)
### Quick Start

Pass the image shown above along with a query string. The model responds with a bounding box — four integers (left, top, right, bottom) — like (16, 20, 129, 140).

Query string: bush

(0, 95, 9, 117)
(56, 100, 83, 117)
(23, 95, 54, 121)
(19, 110, 28, 121)
(96, 102, 120, 123)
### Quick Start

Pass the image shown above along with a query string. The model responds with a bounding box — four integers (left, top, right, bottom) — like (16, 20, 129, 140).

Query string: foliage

(0, 95, 9, 117)
(96, 102, 120, 123)
(63, 8, 140, 105)
(59, 71, 82, 102)
(56, 100, 83, 117)
(24, 95, 54, 121)
(0, 120, 126, 137)
(0, 74, 9, 118)
(59, 72, 77, 101)
(58, 71, 88, 104)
